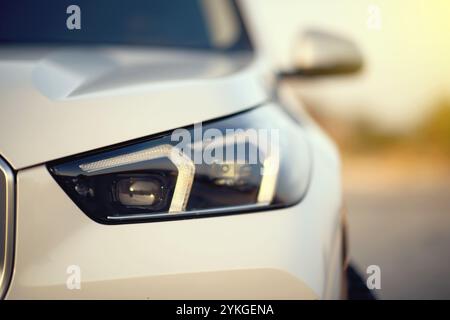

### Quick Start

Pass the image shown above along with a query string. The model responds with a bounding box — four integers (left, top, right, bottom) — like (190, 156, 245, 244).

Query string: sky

(243, 0, 450, 131)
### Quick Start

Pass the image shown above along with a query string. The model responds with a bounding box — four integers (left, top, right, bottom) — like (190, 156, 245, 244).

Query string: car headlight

(48, 105, 311, 224)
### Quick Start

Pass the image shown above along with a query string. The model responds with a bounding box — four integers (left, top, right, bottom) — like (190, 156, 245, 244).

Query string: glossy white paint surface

(0, 48, 269, 169)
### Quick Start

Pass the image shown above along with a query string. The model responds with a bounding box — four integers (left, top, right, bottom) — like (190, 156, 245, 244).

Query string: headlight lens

(48, 105, 311, 224)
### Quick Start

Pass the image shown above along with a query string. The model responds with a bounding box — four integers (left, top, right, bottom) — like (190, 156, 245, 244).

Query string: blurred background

(245, 0, 450, 299)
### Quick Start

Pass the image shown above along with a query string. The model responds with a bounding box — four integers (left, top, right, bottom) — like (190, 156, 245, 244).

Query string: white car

(0, 0, 362, 299)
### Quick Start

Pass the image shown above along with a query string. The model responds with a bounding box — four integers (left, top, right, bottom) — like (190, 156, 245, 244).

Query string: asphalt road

(346, 183, 450, 299)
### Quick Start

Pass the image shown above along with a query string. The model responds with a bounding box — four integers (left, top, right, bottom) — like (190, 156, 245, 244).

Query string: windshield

(0, 0, 252, 51)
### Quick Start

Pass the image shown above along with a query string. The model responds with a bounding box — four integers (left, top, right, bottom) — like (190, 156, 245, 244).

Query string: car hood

(0, 47, 269, 169)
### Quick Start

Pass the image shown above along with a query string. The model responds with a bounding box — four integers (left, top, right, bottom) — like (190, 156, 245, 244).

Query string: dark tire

(346, 264, 377, 300)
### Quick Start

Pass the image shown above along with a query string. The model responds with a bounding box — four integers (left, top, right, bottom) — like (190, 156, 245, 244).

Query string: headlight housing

(48, 105, 311, 224)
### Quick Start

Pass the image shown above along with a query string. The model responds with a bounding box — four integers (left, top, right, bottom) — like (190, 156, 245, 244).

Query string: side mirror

(287, 29, 363, 76)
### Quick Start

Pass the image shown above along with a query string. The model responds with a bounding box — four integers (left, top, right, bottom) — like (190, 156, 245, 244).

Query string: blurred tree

(418, 97, 450, 155)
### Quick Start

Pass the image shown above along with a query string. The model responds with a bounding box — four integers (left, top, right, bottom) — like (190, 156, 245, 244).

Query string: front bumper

(0, 157, 14, 299)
